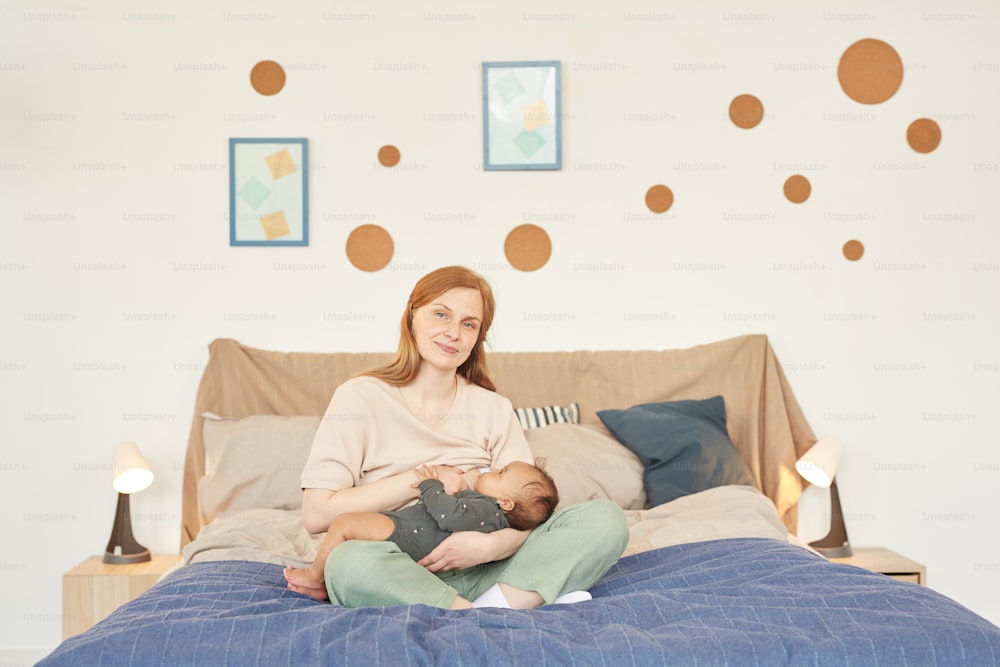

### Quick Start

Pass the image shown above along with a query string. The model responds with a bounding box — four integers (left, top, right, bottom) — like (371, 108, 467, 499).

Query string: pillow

(596, 396, 755, 508)
(514, 402, 580, 430)
(525, 423, 646, 510)
(200, 413, 320, 523)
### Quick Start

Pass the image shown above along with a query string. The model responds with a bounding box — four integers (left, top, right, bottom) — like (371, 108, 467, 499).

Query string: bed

(41, 335, 1000, 665)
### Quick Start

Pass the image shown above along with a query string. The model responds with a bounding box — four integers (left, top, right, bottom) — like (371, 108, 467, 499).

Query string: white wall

(2, 0, 998, 657)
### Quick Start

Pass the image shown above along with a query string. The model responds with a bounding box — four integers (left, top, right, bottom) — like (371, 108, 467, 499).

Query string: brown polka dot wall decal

(729, 94, 764, 129)
(250, 60, 286, 96)
(504, 224, 551, 272)
(378, 145, 401, 167)
(645, 184, 674, 214)
(907, 118, 942, 154)
(837, 38, 903, 105)
(783, 175, 811, 204)
(843, 240, 865, 262)
(346, 224, 394, 272)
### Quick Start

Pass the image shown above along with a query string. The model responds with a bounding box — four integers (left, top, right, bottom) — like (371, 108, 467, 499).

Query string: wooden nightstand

(828, 547, 926, 585)
(62, 554, 182, 639)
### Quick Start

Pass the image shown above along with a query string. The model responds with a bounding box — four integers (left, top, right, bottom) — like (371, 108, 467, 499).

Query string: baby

(284, 460, 559, 601)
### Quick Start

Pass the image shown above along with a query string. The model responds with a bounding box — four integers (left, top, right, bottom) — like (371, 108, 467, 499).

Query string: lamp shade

(111, 440, 154, 494)
(795, 436, 843, 488)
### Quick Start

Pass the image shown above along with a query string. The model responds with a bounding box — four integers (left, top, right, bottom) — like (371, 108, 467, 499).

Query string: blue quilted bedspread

(41, 538, 1000, 666)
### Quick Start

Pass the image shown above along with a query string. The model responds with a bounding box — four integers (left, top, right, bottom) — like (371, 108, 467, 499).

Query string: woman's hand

(417, 528, 530, 572)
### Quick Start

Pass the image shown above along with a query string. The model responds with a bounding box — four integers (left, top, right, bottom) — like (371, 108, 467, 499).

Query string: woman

(299, 265, 628, 609)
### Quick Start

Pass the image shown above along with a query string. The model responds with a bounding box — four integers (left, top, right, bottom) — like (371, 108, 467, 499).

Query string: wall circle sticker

(645, 184, 674, 214)
(783, 175, 811, 204)
(907, 118, 942, 154)
(378, 145, 401, 167)
(843, 240, 865, 262)
(250, 60, 286, 96)
(837, 38, 903, 105)
(504, 224, 551, 272)
(729, 94, 764, 129)
(346, 224, 394, 272)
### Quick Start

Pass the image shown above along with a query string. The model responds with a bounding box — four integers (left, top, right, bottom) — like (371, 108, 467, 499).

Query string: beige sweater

(301, 375, 532, 494)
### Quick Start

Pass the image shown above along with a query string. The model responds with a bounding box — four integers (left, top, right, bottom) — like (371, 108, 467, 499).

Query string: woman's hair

(504, 459, 560, 531)
(358, 265, 497, 391)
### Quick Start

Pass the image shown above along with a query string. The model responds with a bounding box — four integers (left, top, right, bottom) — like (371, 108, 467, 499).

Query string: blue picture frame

(482, 61, 562, 171)
(229, 137, 309, 246)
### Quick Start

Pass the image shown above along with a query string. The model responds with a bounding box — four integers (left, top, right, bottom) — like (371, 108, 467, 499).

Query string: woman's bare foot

(284, 566, 329, 601)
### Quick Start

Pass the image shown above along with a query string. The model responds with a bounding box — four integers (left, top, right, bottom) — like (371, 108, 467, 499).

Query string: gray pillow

(200, 413, 320, 523)
(525, 423, 646, 510)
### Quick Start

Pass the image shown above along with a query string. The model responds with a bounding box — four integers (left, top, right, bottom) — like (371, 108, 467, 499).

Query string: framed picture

(229, 137, 308, 246)
(482, 60, 561, 171)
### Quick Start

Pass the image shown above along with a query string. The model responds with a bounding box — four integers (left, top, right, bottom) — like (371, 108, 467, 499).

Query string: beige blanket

(622, 484, 789, 557)
(182, 485, 791, 567)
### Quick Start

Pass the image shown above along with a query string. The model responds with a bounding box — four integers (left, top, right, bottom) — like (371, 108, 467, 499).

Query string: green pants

(324, 498, 629, 608)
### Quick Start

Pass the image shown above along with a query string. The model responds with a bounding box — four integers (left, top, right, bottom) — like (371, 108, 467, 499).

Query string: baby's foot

(283, 566, 328, 601)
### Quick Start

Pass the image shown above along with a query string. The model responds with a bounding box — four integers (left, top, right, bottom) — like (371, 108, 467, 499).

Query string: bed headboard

(181, 334, 815, 547)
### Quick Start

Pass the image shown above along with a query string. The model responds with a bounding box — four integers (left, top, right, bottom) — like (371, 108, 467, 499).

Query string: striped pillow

(514, 403, 580, 430)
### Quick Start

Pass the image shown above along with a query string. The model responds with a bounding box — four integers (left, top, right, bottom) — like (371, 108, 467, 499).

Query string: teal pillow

(597, 396, 755, 507)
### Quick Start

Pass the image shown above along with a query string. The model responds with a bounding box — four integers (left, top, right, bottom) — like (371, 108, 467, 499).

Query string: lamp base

(103, 492, 151, 564)
(811, 478, 852, 559)
(103, 548, 151, 565)
(809, 541, 853, 559)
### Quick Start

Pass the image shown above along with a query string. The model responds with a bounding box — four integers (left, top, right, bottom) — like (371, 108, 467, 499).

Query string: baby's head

(475, 460, 559, 530)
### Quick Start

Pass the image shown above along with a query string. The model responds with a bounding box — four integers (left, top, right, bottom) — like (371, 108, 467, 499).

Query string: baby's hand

(413, 464, 468, 495)
(413, 464, 439, 484)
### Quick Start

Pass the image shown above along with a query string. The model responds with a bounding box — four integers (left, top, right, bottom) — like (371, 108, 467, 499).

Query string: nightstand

(62, 554, 182, 639)
(828, 547, 926, 585)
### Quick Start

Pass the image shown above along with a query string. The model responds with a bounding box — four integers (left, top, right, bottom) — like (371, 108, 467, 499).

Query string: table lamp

(103, 440, 154, 564)
(795, 436, 852, 558)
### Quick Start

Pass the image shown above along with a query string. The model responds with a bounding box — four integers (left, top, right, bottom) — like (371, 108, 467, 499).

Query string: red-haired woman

(298, 266, 628, 609)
